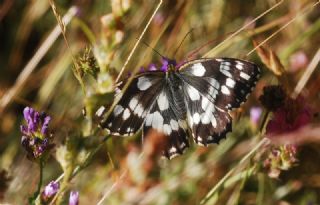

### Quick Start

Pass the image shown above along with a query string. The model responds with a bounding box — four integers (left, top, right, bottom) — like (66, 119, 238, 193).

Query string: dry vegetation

(0, 0, 320, 204)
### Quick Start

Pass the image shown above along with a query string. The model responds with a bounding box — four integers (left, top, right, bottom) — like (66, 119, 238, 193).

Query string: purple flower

(42, 181, 59, 201)
(69, 191, 79, 205)
(266, 97, 312, 136)
(250, 107, 262, 126)
(20, 107, 54, 160)
(139, 57, 177, 73)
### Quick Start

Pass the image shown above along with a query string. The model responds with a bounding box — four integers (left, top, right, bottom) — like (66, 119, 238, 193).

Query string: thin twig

(0, 6, 78, 116)
(292, 47, 320, 99)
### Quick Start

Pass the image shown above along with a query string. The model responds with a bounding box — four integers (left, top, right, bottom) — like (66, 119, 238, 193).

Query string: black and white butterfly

(97, 57, 260, 159)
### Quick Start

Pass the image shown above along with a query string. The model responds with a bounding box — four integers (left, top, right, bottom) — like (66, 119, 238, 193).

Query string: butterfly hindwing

(143, 78, 189, 159)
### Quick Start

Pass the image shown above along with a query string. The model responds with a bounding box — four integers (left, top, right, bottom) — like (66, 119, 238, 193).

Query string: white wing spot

(211, 117, 217, 128)
(169, 147, 177, 153)
(226, 78, 236, 88)
(137, 76, 152, 90)
(223, 61, 231, 66)
(192, 63, 206, 76)
(129, 97, 138, 110)
(145, 113, 153, 126)
(95, 106, 106, 117)
(201, 111, 212, 124)
(240, 72, 250, 80)
(193, 112, 200, 124)
(152, 111, 164, 131)
(187, 86, 200, 101)
(220, 63, 232, 78)
(201, 96, 210, 110)
(133, 103, 143, 117)
(236, 60, 244, 65)
(157, 92, 169, 111)
(122, 108, 130, 120)
(163, 124, 172, 135)
(113, 105, 124, 116)
(221, 85, 231, 95)
(208, 78, 220, 89)
(236, 63, 243, 70)
(170, 119, 179, 131)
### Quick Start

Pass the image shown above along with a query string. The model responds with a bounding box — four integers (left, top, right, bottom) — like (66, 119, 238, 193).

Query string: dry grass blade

(115, 0, 163, 83)
(0, 6, 78, 116)
(292, 48, 320, 99)
(200, 138, 270, 205)
(246, 1, 320, 56)
(49, 1, 86, 94)
(204, 0, 284, 58)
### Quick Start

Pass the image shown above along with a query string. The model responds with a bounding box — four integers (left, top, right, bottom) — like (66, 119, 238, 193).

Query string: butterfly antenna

(186, 31, 235, 59)
(138, 38, 166, 59)
(173, 28, 194, 58)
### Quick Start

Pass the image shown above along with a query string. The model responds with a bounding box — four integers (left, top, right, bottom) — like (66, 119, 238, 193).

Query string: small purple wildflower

(69, 191, 79, 205)
(20, 107, 54, 160)
(250, 107, 262, 126)
(42, 181, 59, 201)
(139, 57, 177, 73)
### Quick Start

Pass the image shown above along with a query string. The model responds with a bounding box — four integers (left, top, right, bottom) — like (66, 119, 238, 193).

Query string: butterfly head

(160, 57, 177, 72)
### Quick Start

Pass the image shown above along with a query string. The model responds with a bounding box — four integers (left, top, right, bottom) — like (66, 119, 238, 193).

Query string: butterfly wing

(180, 58, 260, 110)
(179, 58, 260, 145)
(143, 77, 189, 159)
(100, 72, 165, 136)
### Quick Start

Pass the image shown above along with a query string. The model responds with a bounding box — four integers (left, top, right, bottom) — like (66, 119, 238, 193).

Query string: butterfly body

(99, 58, 260, 159)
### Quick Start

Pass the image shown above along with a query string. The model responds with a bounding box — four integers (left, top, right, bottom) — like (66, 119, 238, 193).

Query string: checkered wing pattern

(143, 75, 189, 159)
(178, 58, 260, 145)
(99, 57, 260, 159)
(99, 72, 164, 136)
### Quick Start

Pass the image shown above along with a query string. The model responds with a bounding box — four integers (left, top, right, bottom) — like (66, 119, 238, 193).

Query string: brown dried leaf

(270, 50, 286, 76)
(253, 39, 271, 68)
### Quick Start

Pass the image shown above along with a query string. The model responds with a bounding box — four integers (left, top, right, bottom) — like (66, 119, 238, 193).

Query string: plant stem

(30, 159, 44, 204)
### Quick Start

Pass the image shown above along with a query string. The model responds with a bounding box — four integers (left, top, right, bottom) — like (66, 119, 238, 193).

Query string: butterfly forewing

(100, 72, 164, 136)
(179, 58, 260, 110)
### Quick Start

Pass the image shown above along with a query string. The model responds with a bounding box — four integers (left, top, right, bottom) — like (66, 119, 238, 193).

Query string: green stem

(30, 159, 44, 204)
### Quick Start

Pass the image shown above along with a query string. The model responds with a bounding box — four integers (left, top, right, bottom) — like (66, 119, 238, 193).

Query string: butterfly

(97, 57, 260, 159)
